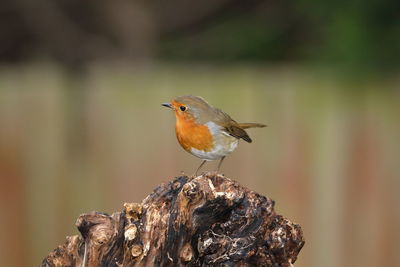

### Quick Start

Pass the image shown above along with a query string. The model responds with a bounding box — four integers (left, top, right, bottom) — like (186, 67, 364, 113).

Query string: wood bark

(41, 174, 304, 266)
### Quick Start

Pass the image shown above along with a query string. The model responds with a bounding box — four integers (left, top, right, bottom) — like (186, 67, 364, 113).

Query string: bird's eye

(180, 106, 186, 111)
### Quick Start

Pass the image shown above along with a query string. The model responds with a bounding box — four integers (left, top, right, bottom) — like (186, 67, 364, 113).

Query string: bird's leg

(216, 156, 226, 173)
(195, 160, 207, 177)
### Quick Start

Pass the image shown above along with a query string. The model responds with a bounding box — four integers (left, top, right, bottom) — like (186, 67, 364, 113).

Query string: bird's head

(162, 95, 211, 123)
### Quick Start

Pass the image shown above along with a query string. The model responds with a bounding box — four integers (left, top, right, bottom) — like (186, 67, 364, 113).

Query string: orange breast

(175, 116, 214, 152)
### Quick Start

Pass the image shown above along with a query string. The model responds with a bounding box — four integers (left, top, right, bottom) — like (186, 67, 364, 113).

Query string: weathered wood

(42, 174, 304, 267)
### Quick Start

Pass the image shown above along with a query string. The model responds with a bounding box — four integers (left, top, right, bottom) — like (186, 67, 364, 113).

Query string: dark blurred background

(0, 1, 399, 266)
(2, 0, 400, 67)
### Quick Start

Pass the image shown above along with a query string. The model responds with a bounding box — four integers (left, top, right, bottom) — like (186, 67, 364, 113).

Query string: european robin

(162, 95, 266, 175)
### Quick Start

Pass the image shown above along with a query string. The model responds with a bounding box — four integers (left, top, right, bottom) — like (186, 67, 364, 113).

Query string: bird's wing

(224, 124, 252, 143)
(213, 108, 252, 143)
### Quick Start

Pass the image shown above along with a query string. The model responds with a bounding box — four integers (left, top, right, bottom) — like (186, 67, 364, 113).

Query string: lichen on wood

(42, 174, 304, 267)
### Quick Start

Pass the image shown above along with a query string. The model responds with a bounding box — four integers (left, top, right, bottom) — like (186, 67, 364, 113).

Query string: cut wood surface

(42, 174, 304, 267)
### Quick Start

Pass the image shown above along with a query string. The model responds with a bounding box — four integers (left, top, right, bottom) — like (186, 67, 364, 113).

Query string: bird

(162, 95, 266, 175)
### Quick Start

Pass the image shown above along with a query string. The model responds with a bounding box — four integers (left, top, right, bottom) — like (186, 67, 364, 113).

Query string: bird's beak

(162, 103, 173, 109)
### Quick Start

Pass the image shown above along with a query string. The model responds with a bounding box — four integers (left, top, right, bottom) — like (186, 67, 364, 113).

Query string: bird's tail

(237, 122, 267, 129)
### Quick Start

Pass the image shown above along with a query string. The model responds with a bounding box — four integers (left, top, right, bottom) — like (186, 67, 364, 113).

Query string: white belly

(190, 121, 239, 160)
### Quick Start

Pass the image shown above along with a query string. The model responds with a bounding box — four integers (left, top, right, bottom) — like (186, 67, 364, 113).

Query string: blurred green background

(1, 1, 399, 266)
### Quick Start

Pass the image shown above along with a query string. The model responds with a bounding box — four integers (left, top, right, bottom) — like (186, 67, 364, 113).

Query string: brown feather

(237, 123, 267, 129)
(224, 125, 252, 143)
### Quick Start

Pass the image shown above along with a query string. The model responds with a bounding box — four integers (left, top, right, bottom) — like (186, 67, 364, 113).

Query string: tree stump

(42, 174, 304, 267)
